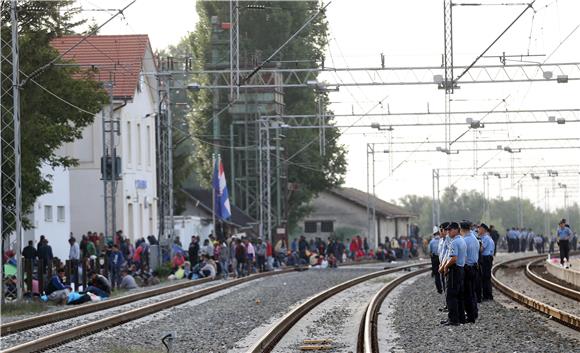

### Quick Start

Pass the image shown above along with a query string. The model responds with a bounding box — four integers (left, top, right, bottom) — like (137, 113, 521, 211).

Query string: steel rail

(0, 277, 214, 335)
(359, 267, 430, 353)
(492, 254, 580, 331)
(525, 258, 580, 301)
(247, 262, 429, 353)
(1, 269, 292, 353)
(1, 259, 379, 337)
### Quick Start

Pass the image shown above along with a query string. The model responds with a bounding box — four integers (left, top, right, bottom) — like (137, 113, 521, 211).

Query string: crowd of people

(503, 221, 577, 265)
(3, 218, 575, 304)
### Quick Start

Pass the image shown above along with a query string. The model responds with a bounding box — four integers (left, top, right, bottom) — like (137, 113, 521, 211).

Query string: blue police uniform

(463, 232, 480, 322)
(445, 234, 466, 325)
(429, 236, 443, 293)
(480, 233, 495, 300)
(557, 226, 572, 265)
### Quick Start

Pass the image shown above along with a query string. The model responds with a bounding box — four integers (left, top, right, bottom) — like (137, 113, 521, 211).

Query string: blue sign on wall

(135, 180, 147, 189)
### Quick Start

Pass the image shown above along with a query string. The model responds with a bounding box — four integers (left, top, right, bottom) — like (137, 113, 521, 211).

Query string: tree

(186, 1, 346, 231)
(398, 187, 579, 238)
(1, 1, 107, 237)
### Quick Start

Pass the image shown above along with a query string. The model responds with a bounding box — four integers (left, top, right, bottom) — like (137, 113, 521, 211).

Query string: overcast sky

(80, 0, 580, 211)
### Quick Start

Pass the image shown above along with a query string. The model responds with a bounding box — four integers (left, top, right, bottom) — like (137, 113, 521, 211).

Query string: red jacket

(266, 242, 273, 257)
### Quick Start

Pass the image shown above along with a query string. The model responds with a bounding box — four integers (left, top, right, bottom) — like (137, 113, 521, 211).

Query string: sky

(77, 0, 580, 213)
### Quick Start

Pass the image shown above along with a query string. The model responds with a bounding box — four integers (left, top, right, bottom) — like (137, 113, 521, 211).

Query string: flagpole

(210, 154, 215, 241)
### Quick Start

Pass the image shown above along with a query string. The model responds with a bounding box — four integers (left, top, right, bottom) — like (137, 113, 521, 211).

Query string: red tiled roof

(51, 34, 152, 99)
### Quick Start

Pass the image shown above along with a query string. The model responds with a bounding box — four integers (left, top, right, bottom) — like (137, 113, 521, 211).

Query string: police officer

(478, 223, 495, 301)
(556, 219, 572, 266)
(440, 222, 466, 326)
(429, 230, 443, 294)
(438, 222, 450, 311)
(460, 221, 479, 323)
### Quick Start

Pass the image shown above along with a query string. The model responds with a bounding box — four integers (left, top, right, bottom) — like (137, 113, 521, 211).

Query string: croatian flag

(212, 155, 232, 220)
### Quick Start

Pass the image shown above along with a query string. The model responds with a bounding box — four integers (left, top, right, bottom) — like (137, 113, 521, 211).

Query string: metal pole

(258, 123, 264, 239)
(275, 126, 282, 227)
(102, 109, 108, 242)
(366, 144, 371, 240)
(371, 145, 377, 247)
(109, 81, 116, 242)
(265, 120, 272, 243)
(230, 124, 235, 204)
(432, 169, 437, 227)
(212, 154, 216, 239)
(11, 0, 23, 301)
(155, 80, 164, 241)
(166, 78, 174, 240)
(544, 188, 550, 238)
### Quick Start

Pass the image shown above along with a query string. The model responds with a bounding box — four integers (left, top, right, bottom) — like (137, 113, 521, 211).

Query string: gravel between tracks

(0, 279, 220, 350)
(385, 272, 580, 353)
(43, 267, 382, 353)
(270, 273, 399, 353)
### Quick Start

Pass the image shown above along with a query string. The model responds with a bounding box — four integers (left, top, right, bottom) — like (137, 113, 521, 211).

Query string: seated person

(198, 254, 216, 279)
(45, 268, 71, 305)
(86, 271, 112, 298)
(119, 269, 138, 290)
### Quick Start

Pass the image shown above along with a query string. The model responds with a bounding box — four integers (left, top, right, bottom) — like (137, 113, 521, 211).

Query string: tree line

(398, 185, 579, 237)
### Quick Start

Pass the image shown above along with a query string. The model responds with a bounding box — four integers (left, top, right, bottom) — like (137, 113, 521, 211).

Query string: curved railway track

(492, 254, 580, 331)
(1, 260, 383, 353)
(247, 262, 430, 353)
(358, 253, 580, 353)
(525, 257, 580, 301)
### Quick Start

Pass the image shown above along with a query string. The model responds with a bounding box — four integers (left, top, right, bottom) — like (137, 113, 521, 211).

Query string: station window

(44, 205, 53, 222)
(304, 221, 317, 233)
(57, 206, 65, 222)
(321, 221, 334, 233)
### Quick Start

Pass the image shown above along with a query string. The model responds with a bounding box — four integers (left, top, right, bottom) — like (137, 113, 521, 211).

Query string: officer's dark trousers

(474, 260, 482, 302)
(431, 255, 443, 293)
(463, 265, 479, 322)
(559, 240, 570, 265)
(481, 255, 493, 300)
(445, 265, 465, 324)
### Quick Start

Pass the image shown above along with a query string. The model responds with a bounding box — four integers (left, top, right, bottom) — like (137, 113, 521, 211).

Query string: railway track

(1, 276, 215, 336)
(247, 262, 430, 353)
(1, 269, 292, 353)
(492, 254, 580, 331)
(1, 260, 384, 353)
(525, 257, 580, 301)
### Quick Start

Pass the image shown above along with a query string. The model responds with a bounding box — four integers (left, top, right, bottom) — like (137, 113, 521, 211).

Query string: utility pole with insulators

(101, 80, 121, 245)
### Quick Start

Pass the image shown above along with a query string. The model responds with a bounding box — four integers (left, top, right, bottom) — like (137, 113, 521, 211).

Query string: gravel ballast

(384, 272, 580, 353)
(44, 266, 383, 353)
(1, 279, 220, 350)
(270, 273, 399, 353)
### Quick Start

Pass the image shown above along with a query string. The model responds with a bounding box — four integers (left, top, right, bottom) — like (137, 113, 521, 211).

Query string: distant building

(297, 187, 415, 248)
(25, 35, 158, 257)
(179, 188, 257, 247)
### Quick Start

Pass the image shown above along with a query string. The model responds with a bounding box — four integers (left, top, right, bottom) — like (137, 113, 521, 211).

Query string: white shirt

(69, 242, 80, 260)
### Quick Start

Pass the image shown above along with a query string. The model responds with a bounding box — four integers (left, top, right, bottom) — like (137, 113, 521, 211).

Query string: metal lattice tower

(443, 0, 454, 93)
(156, 72, 174, 242)
(229, 0, 240, 101)
(1, 0, 23, 301)
(443, 0, 454, 153)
